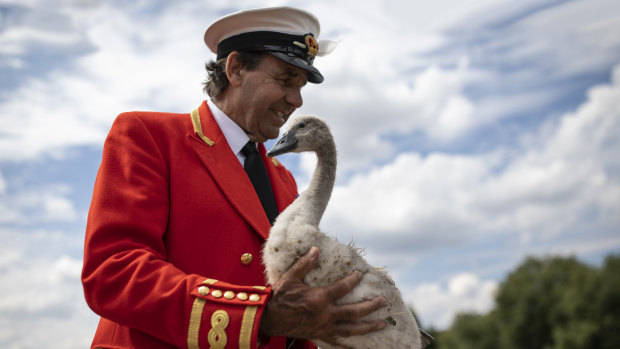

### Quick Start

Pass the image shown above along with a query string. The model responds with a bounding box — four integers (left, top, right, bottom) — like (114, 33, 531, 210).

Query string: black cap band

(217, 31, 315, 63)
(216, 31, 323, 83)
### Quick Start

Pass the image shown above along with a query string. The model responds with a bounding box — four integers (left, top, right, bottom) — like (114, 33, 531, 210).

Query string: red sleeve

(81, 113, 270, 348)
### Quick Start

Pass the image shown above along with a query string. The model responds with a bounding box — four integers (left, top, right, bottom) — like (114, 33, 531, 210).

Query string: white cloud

(0, 184, 77, 224)
(0, 26, 83, 54)
(0, 223, 98, 348)
(0, 252, 97, 348)
(0, 171, 5, 194)
(0, 1, 210, 161)
(0, 2, 90, 56)
(1, 0, 483, 167)
(514, 0, 620, 78)
(2, 0, 619, 172)
(298, 57, 476, 174)
(407, 273, 498, 330)
(293, 1, 620, 174)
(0, 255, 81, 314)
(323, 60, 620, 248)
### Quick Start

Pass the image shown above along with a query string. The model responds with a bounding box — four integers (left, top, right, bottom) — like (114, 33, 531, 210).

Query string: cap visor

(268, 52, 324, 83)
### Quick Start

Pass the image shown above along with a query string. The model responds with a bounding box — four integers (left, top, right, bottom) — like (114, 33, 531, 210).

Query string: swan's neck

(283, 138, 336, 227)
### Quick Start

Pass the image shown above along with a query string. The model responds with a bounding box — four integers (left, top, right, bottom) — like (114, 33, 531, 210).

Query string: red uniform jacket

(82, 101, 316, 349)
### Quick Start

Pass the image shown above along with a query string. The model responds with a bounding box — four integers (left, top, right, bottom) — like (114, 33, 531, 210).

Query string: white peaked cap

(204, 6, 337, 83)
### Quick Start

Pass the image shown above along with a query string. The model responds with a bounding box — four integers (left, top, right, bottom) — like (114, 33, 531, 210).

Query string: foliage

(430, 255, 620, 349)
(433, 312, 499, 349)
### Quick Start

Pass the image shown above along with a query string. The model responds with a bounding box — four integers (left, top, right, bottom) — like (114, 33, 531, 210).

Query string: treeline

(424, 254, 620, 349)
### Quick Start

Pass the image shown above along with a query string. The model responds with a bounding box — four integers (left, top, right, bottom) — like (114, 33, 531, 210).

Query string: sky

(1, 0, 619, 347)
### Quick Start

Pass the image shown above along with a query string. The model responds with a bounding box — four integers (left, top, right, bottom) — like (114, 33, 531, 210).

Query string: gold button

(240, 253, 253, 265)
(237, 292, 248, 301)
(198, 286, 210, 296)
(211, 290, 223, 298)
(249, 294, 261, 302)
(224, 291, 235, 299)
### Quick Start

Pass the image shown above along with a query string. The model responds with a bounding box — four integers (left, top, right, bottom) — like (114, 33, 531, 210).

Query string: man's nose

(285, 88, 303, 108)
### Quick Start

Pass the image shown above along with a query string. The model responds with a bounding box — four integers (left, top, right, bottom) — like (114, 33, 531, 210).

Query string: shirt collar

(208, 100, 251, 160)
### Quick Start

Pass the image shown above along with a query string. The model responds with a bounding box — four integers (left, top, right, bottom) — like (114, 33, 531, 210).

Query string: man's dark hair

(203, 51, 266, 100)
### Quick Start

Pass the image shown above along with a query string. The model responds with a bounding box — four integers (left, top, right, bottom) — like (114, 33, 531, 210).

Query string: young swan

(263, 116, 426, 349)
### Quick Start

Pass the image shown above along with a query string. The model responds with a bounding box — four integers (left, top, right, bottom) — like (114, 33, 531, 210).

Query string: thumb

(284, 246, 319, 281)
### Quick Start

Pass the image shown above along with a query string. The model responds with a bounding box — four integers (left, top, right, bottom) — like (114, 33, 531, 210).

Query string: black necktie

(241, 141, 279, 224)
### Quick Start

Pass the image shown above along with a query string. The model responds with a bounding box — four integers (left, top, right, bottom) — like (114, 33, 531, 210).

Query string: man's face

(232, 54, 307, 143)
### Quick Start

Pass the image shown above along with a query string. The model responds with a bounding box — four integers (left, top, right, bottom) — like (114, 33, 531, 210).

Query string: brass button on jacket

(224, 291, 235, 299)
(240, 253, 253, 265)
(198, 286, 210, 296)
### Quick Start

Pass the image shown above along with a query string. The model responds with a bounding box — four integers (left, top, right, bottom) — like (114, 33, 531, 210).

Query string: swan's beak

(267, 131, 298, 157)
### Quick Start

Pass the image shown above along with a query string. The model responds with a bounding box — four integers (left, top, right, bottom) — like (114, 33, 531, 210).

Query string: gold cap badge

(305, 34, 318, 58)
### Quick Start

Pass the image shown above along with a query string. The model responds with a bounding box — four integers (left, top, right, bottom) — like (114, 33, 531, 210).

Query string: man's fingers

(317, 319, 387, 347)
(332, 296, 386, 322)
(281, 246, 319, 281)
(323, 270, 363, 301)
(332, 319, 387, 338)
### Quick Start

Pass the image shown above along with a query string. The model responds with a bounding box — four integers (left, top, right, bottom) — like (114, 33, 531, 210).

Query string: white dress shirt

(207, 101, 253, 166)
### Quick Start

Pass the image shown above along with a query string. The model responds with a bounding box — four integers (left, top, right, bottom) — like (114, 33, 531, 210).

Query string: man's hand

(260, 246, 387, 347)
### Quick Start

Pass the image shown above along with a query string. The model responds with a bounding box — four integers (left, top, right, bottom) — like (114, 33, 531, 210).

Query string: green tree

(430, 254, 620, 349)
(590, 255, 620, 349)
(494, 256, 611, 349)
(434, 312, 499, 349)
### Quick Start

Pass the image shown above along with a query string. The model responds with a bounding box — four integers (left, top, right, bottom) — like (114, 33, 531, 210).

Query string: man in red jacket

(82, 6, 387, 349)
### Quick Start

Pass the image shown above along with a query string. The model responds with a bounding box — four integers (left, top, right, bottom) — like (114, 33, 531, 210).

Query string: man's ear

(225, 52, 244, 87)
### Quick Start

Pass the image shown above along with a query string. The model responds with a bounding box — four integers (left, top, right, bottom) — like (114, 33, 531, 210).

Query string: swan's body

(263, 116, 424, 349)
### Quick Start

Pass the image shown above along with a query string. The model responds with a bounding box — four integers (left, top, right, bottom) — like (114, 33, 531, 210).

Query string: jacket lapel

(187, 101, 271, 239)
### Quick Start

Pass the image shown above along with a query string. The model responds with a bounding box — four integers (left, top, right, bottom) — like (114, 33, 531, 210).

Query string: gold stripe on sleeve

(187, 298, 207, 349)
(239, 305, 258, 349)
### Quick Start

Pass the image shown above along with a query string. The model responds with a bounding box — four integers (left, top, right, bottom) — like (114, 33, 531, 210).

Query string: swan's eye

(298, 123, 306, 128)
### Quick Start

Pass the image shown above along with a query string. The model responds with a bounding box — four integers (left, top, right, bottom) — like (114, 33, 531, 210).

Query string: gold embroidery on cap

(305, 34, 319, 58)
(293, 41, 307, 49)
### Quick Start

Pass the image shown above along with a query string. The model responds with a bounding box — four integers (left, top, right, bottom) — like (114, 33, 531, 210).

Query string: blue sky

(1, 0, 619, 347)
